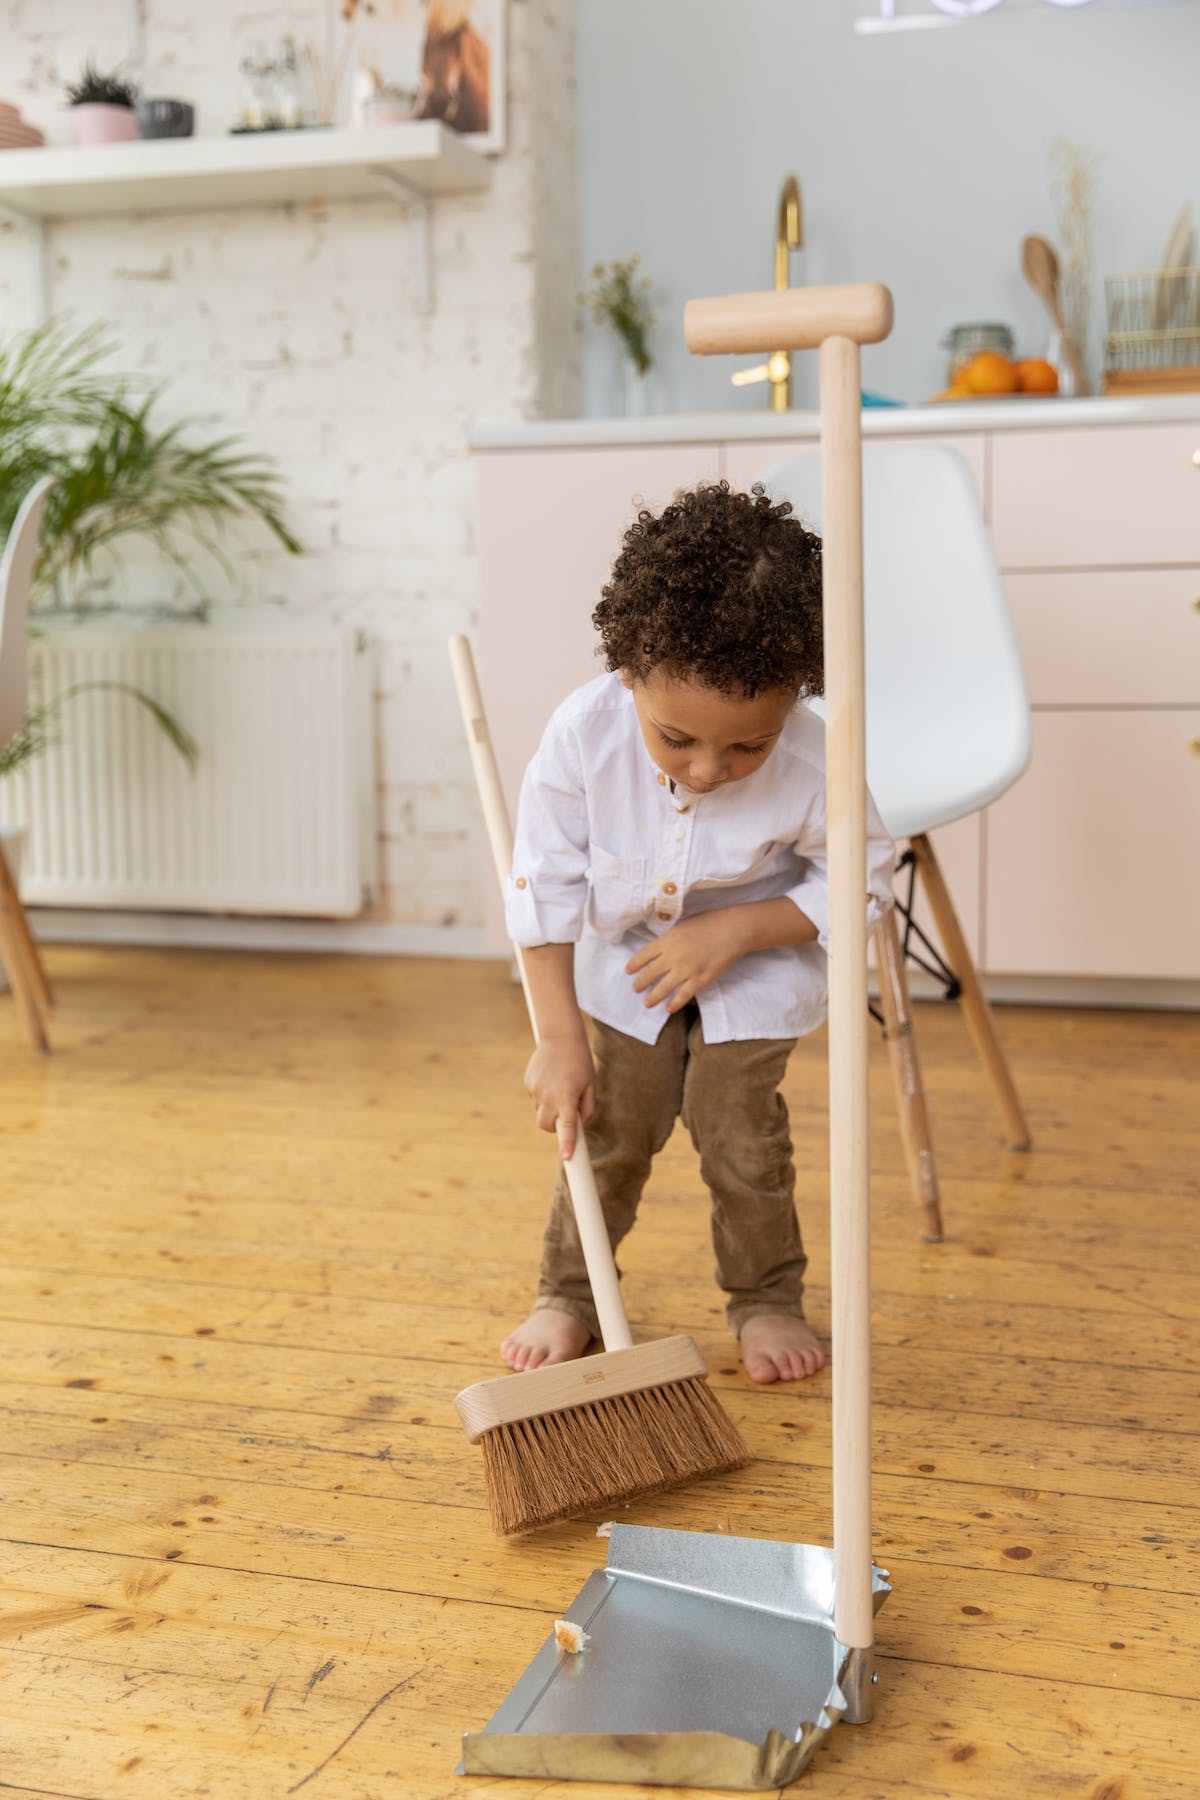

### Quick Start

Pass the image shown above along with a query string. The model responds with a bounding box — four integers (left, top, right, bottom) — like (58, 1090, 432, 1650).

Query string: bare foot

(739, 1315, 825, 1384)
(500, 1308, 592, 1372)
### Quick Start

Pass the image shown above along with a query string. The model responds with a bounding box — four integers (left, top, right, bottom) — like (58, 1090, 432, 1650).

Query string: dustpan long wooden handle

(448, 634, 634, 1355)
(686, 289, 882, 1662)
(820, 334, 873, 1659)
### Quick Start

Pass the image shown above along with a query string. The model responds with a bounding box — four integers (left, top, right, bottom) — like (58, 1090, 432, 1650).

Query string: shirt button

(657, 773, 667, 786)
(515, 877, 527, 889)
(657, 911, 671, 921)
(676, 804, 689, 813)
(662, 881, 677, 895)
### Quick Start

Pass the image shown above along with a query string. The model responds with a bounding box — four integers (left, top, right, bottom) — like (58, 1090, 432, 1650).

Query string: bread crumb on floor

(554, 1618, 590, 1654)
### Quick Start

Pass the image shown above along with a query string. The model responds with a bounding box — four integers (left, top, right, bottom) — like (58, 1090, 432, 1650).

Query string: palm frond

(58, 680, 199, 765)
(0, 322, 301, 608)
(0, 683, 199, 782)
(0, 709, 53, 779)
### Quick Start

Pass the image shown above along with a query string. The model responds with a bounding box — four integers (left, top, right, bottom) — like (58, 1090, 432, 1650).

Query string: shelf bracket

(0, 203, 50, 325)
(368, 165, 434, 315)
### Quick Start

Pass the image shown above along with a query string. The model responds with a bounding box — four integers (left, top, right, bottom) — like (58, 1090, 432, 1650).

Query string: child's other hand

(625, 911, 749, 1013)
(523, 1036, 596, 1161)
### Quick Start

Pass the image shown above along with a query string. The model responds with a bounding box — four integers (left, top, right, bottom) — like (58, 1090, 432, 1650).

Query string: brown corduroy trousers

(534, 1003, 807, 1339)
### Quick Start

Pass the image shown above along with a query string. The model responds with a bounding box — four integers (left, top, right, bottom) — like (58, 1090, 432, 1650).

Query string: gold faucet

(731, 174, 804, 410)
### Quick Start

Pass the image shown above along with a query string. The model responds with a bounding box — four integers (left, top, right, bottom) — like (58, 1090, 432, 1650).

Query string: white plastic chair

(0, 477, 56, 1052)
(758, 444, 1032, 1237)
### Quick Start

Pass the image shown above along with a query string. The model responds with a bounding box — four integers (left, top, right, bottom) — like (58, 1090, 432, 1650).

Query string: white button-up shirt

(506, 672, 895, 1045)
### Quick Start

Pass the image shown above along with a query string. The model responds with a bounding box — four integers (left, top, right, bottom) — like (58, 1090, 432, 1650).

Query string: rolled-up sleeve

(784, 784, 895, 950)
(505, 715, 590, 946)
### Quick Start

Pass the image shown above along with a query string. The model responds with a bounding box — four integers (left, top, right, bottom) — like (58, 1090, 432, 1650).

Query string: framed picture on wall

(334, 0, 506, 154)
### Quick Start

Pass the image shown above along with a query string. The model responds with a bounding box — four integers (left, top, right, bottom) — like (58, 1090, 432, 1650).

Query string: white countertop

(471, 393, 1200, 451)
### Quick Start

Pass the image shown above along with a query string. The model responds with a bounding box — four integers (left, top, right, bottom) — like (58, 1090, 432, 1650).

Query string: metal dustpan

(462, 1523, 889, 1790)
(460, 279, 896, 1788)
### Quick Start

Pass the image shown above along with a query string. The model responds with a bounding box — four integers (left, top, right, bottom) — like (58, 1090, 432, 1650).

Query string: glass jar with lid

(942, 322, 1015, 386)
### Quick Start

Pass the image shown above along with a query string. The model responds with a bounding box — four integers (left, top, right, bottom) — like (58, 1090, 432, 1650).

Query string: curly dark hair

(592, 480, 823, 697)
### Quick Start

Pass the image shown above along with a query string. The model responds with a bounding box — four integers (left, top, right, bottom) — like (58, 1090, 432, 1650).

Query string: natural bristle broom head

(455, 1336, 752, 1536)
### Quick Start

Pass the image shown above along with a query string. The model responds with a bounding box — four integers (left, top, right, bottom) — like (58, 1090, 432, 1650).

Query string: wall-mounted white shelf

(0, 121, 491, 313)
(0, 120, 488, 216)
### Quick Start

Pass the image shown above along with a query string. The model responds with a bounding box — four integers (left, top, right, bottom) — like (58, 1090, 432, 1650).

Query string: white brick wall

(0, 0, 581, 932)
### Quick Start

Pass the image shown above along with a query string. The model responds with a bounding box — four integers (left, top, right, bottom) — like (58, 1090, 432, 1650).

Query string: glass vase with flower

(580, 255, 660, 417)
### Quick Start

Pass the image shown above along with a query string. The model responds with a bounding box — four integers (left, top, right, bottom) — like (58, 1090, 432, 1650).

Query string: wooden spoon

(1021, 234, 1089, 396)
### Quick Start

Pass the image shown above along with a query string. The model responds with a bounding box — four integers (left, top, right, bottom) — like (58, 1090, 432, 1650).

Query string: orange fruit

(1014, 357, 1059, 394)
(931, 384, 972, 402)
(961, 351, 1018, 395)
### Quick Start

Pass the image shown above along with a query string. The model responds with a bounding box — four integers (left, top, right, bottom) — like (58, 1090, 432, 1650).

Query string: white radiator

(2, 621, 376, 917)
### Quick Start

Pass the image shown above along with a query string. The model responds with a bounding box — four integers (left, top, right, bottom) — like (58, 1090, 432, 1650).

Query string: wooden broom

(449, 634, 751, 1536)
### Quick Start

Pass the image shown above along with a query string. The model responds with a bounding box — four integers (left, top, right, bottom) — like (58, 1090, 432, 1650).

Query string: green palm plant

(0, 322, 302, 779)
(0, 321, 300, 610)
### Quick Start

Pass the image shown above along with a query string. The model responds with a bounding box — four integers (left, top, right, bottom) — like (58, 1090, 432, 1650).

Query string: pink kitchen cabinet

(475, 408, 1200, 995)
(985, 425, 1200, 986)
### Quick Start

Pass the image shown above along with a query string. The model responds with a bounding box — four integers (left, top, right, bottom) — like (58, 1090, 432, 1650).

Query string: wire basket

(1104, 268, 1200, 393)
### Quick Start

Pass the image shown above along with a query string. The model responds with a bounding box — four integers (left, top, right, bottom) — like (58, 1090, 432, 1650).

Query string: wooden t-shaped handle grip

(685, 282, 893, 355)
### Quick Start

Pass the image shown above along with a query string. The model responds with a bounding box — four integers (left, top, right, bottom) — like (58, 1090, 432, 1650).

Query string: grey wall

(577, 0, 1200, 414)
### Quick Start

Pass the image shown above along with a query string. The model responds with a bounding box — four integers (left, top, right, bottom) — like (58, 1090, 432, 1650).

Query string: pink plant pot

(71, 104, 139, 146)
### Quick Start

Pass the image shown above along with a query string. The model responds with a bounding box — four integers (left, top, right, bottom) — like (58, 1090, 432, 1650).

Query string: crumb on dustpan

(554, 1618, 590, 1654)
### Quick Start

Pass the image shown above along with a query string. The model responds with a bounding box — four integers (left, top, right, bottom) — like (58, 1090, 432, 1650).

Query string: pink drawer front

(992, 424, 1200, 568)
(984, 709, 1200, 979)
(1005, 569, 1200, 706)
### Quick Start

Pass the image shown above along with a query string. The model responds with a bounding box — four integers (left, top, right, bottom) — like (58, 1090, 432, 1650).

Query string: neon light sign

(858, 0, 1099, 31)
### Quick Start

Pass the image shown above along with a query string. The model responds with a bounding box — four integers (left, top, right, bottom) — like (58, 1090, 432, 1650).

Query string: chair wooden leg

(910, 832, 1030, 1150)
(0, 847, 52, 1008)
(875, 907, 943, 1241)
(0, 846, 49, 1055)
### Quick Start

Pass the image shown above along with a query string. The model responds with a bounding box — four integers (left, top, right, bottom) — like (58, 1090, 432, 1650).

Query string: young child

(501, 481, 895, 1384)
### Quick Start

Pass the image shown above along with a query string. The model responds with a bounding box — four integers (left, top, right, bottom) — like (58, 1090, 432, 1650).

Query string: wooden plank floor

(1, 946, 1197, 1800)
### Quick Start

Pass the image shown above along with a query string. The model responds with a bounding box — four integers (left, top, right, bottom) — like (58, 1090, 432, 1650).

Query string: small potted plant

(66, 63, 140, 146)
(579, 255, 660, 414)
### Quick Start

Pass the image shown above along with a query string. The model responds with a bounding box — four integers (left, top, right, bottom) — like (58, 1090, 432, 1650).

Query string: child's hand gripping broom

(449, 635, 751, 1536)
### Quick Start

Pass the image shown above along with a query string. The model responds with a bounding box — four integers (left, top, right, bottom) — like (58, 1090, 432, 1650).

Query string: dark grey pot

(136, 98, 195, 139)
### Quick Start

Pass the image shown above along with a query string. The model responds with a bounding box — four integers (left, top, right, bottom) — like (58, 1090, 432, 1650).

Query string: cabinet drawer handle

(1193, 449, 1200, 467)
(1191, 739, 1200, 755)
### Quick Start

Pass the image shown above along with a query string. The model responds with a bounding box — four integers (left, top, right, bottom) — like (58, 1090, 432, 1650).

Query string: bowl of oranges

(934, 350, 1059, 402)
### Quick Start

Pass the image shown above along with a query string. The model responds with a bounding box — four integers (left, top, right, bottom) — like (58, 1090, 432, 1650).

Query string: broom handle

(448, 634, 635, 1355)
